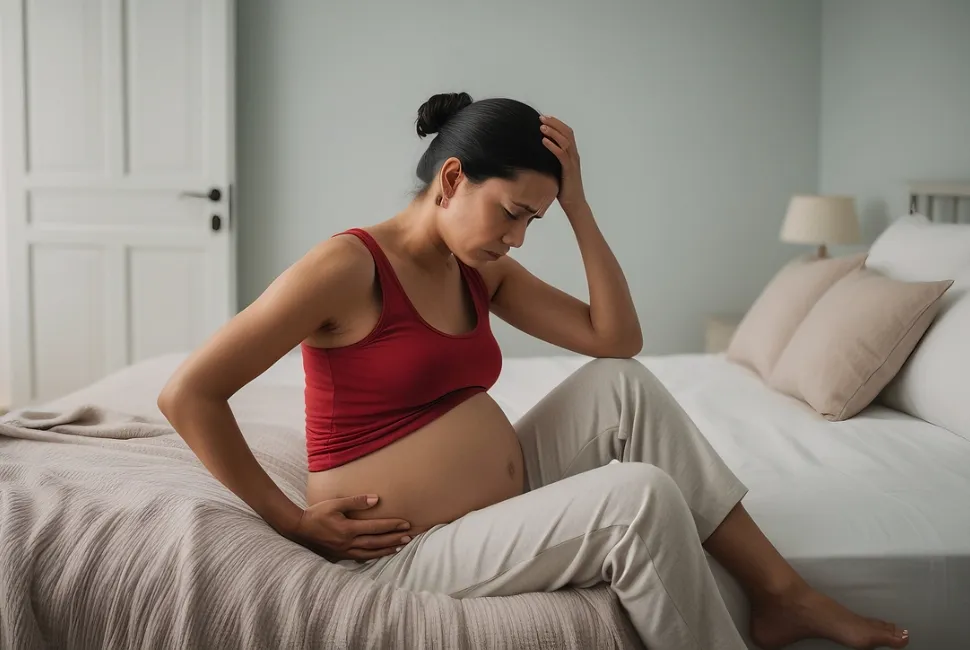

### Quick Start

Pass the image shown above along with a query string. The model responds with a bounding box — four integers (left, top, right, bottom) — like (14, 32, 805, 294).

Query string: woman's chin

(457, 251, 491, 268)
(481, 250, 504, 264)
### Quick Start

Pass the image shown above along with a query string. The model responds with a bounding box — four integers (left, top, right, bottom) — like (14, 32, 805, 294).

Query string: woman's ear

(437, 157, 463, 206)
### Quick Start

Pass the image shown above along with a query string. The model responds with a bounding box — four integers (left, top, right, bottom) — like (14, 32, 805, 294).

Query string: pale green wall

(234, 0, 823, 357)
(819, 0, 970, 240)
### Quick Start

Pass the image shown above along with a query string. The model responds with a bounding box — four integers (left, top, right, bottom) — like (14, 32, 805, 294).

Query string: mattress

(40, 350, 970, 649)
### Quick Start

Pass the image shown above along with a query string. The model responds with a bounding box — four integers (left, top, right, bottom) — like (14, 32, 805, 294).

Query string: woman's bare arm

(157, 235, 379, 537)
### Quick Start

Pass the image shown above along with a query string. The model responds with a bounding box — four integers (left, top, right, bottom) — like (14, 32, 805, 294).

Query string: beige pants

(340, 358, 749, 649)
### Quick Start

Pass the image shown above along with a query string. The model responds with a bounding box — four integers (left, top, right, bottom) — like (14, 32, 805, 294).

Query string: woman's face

(436, 158, 559, 268)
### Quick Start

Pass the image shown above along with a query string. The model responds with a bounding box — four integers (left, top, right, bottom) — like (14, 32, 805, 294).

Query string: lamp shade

(780, 195, 860, 245)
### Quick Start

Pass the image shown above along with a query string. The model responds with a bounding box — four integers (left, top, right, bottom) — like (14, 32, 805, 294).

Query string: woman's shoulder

(474, 255, 515, 301)
(295, 232, 377, 297)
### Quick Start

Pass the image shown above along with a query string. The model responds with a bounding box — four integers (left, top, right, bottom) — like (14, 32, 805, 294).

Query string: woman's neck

(387, 196, 455, 272)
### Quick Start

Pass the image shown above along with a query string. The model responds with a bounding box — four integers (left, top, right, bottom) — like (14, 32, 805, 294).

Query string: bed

(2, 186, 969, 649)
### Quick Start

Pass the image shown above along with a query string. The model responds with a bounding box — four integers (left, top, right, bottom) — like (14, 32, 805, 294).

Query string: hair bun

(415, 92, 473, 137)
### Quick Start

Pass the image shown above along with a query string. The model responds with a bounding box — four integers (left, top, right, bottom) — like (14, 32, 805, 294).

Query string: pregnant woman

(158, 92, 908, 650)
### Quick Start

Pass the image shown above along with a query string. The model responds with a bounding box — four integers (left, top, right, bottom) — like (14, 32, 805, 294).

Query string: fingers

(542, 139, 563, 163)
(539, 115, 578, 165)
(329, 493, 381, 512)
(331, 495, 411, 535)
(340, 546, 403, 561)
(541, 136, 568, 164)
(350, 531, 412, 550)
(322, 535, 412, 561)
(348, 517, 412, 536)
(540, 114, 573, 137)
(309, 494, 415, 561)
(539, 123, 570, 152)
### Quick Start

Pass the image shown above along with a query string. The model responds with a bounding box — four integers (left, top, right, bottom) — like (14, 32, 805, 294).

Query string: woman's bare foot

(749, 583, 909, 650)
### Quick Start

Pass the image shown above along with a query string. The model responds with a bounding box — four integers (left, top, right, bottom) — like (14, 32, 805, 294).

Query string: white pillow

(865, 213, 970, 281)
(868, 214, 970, 440)
(880, 269, 970, 441)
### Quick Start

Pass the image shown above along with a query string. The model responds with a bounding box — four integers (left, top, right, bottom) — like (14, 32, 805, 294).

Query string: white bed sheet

(492, 353, 970, 649)
(46, 350, 970, 649)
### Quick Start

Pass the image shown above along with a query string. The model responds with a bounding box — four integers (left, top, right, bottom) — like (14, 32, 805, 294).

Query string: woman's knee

(583, 357, 644, 376)
(579, 357, 665, 396)
(600, 462, 684, 511)
(577, 357, 650, 385)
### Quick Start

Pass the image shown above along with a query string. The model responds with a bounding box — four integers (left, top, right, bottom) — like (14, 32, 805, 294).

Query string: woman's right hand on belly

(289, 494, 413, 561)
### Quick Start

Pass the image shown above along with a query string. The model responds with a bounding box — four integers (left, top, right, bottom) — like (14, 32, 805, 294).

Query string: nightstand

(705, 313, 743, 353)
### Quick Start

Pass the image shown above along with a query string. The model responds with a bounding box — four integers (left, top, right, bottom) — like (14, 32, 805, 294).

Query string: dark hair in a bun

(413, 92, 561, 194)
(415, 92, 473, 137)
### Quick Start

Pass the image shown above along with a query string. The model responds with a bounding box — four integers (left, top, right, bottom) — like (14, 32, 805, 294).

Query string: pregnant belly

(305, 392, 526, 535)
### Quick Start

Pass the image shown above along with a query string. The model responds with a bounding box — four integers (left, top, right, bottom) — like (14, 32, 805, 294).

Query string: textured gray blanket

(0, 404, 641, 649)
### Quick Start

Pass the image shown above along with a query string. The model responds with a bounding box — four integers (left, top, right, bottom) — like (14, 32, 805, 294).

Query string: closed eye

(505, 207, 539, 222)
(512, 200, 540, 217)
(505, 211, 540, 227)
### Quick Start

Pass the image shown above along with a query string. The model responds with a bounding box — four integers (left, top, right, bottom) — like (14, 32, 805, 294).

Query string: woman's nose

(503, 223, 527, 248)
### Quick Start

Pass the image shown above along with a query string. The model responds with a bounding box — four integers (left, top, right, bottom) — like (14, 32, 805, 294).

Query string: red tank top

(302, 228, 503, 472)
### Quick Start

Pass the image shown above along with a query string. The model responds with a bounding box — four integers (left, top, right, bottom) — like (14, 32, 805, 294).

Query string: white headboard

(908, 182, 970, 223)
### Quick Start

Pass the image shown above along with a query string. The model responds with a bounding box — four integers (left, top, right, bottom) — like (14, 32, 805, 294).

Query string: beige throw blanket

(0, 405, 640, 649)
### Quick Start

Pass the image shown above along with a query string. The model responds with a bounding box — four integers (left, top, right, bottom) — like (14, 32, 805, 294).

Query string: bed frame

(908, 182, 970, 222)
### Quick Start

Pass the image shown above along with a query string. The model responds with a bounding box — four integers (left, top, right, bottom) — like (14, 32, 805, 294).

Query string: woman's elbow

(157, 375, 204, 426)
(615, 339, 643, 359)
(614, 325, 643, 358)
(596, 329, 643, 359)
(157, 379, 185, 423)
(625, 328, 643, 357)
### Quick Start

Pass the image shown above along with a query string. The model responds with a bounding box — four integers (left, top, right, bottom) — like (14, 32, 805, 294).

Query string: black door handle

(181, 188, 222, 202)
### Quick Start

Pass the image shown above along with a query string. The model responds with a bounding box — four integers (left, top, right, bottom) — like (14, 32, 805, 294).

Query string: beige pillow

(768, 268, 953, 421)
(726, 253, 867, 378)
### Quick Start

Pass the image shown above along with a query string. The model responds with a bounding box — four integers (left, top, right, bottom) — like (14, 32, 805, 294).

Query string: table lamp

(780, 195, 861, 258)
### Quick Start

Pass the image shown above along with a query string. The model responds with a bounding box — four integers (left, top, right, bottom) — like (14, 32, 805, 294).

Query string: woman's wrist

(267, 498, 306, 539)
(563, 200, 592, 222)
(239, 466, 305, 537)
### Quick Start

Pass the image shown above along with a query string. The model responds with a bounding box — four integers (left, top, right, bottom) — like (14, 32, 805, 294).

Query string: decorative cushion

(726, 253, 867, 378)
(768, 267, 953, 421)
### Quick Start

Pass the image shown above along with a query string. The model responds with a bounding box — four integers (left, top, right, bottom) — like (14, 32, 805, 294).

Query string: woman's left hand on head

(540, 115, 587, 214)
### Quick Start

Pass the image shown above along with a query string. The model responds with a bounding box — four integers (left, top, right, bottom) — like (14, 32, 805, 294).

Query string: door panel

(126, 0, 204, 175)
(30, 243, 107, 400)
(25, 0, 106, 174)
(129, 246, 207, 363)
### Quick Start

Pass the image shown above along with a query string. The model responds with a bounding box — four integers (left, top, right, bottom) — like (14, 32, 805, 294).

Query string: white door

(2, 0, 237, 407)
